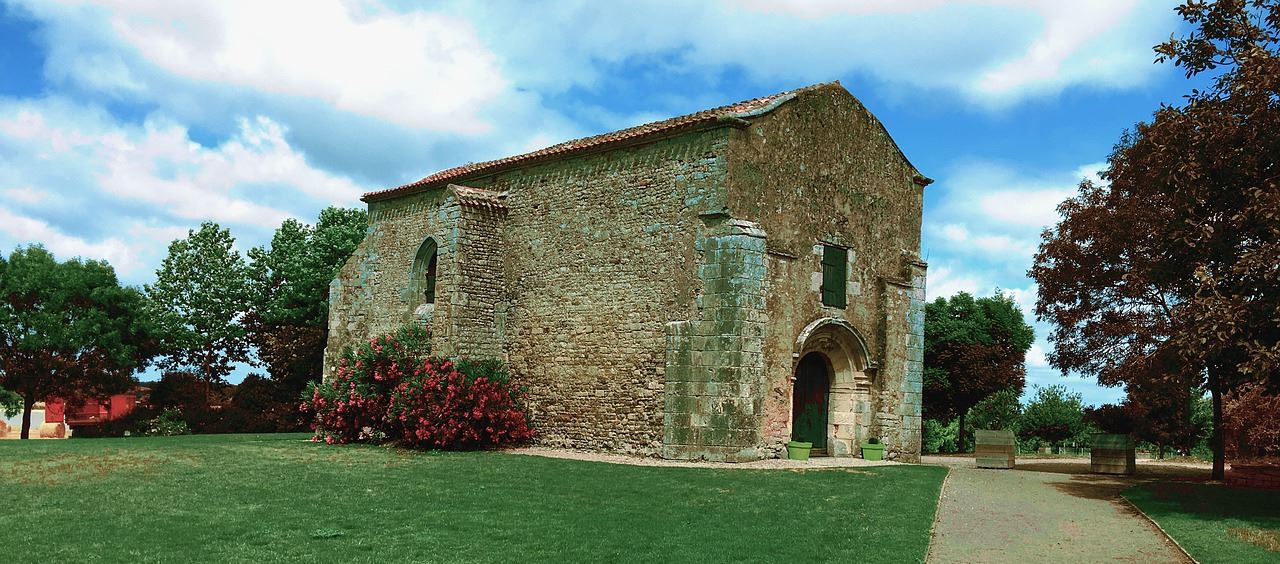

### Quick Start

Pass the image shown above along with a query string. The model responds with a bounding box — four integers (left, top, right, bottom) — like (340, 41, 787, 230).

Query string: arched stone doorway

(793, 318, 874, 457)
(408, 237, 439, 327)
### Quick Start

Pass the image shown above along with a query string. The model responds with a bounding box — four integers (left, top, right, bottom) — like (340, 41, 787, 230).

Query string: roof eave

(361, 118, 755, 204)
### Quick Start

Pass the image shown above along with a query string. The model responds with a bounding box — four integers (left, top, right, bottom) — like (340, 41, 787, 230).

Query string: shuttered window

(820, 245, 847, 308)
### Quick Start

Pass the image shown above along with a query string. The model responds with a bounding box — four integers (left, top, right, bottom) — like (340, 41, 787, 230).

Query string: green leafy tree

(924, 292, 1035, 451)
(967, 387, 1023, 436)
(1, 386, 22, 418)
(1019, 385, 1087, 448)
(0, 246, 156, 438)
(147, 222, 253, 393)
(246, 207, 366, 394)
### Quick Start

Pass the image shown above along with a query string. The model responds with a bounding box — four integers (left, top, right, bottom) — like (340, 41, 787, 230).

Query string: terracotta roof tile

(362, 82, 838, 202)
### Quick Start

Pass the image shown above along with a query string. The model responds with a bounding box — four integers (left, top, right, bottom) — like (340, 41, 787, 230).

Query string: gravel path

(925, 456, 1202, 563)
(508, 446, 897, 469)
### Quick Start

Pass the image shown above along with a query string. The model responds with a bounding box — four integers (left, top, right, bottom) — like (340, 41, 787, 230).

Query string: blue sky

(0, 1, 1203, 405)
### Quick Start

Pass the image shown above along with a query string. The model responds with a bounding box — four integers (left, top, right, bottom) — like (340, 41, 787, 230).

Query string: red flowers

(300, 327, 533, 449)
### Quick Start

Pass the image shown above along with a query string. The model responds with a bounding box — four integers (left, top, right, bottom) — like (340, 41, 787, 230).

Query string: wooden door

(792, 353, 830, 449)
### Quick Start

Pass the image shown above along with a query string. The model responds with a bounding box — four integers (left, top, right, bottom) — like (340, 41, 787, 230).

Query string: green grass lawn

(1, 434, 946, 563)
(1125, 482, 1280, 563)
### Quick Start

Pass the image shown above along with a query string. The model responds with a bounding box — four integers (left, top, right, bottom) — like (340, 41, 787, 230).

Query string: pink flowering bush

(301, 326, 533, 449)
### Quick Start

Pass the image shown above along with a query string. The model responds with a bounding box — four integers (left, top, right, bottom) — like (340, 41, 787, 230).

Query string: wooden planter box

(1090, 434, 1135, 475)
(975, 429, 1015, 469)
(1226, 465, 1280, 489)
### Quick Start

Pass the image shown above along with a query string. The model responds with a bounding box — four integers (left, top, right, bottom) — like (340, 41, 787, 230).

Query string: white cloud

(2, 187, 50, 205)
(0, 97, 365, 282)
(967, 1, 1147, 104)
(1, 100, 361, 226)
(454, 0, 1178, 107)
(944, 160, 1107, 230)
(21, 0, 507, 132)
(1026, 342, 1049, 369)
(936, 221, 1039, 258)
(940, 223, 969, 243)
(0, 207, 139, 273)
(13, 0, 1178, 140)
(925, 263, 983, 300)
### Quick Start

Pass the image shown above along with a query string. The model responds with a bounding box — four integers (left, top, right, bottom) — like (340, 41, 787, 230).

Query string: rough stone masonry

(325, 81, 930, 462)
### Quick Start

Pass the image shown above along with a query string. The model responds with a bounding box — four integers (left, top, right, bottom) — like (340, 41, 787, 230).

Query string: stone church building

(325, 82, 929, 462)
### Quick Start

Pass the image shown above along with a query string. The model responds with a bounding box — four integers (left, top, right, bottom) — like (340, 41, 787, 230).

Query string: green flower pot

(786, 441, 812, 461)
(861, 443, 885, 461)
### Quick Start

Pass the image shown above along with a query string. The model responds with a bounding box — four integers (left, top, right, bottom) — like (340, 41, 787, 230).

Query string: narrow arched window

(412, 238, 438, 305)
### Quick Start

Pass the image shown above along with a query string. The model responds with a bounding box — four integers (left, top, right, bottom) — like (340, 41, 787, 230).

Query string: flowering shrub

(142, 407, 191, 437)
(301, 326, 533, 449)
(387, 360, 534, 449)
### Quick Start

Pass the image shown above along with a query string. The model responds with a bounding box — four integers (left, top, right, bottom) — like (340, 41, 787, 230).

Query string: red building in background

(45, 394, 137, 429)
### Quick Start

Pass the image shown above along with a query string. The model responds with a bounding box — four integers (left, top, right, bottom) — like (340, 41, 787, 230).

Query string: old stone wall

(725, 85, 926, 461)
(327, 83, 925, 461)
(451, 199, 507, 359)
(662, 218, 768, 461)
(325, 189, 462, 367)
(454, 129, 732, 455)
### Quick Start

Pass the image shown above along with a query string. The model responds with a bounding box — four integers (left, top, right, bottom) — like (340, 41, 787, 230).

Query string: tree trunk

(19, 395, 34, 440)
(958, 412, 967, 454)
(1184, 383, 1196, 456)
(1209, 368, 1225, 481)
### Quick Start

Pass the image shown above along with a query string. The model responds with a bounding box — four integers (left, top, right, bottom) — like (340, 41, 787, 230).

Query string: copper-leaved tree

(923, 292, 1034, 451)
(1032, 0, 1280, 479)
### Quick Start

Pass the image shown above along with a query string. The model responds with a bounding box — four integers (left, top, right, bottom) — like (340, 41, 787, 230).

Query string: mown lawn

(1, 434, 946, 563)
(1125, 482, 1280, 563)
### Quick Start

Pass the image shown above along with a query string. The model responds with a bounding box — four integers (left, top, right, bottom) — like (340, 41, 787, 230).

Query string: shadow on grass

(1126, 482, 1280, 562)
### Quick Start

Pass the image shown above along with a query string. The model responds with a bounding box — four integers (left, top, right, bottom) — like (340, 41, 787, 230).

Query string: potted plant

(786, 440, 813, 461)
(861, 437, 885, 461)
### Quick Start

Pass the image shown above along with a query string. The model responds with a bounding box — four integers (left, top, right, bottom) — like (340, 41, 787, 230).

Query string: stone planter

(975, 429, 1015, 469)
(1090, 434, 1135, 475)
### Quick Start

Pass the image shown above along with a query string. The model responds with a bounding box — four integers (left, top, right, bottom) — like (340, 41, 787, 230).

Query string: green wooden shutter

(821, 246, 847, 308)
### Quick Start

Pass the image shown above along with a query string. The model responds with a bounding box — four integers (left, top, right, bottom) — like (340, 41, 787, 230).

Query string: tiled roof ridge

(362, 81, 840, 202)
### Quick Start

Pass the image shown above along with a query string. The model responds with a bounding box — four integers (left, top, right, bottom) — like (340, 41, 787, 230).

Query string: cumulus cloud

(5, 0, 1177, 194)
(24, 0, 507, 132)
(0, 97, 363, 280)
(925, 263, 983, 300)
(0, 207, 138, 273)
(922, 160, 1123, 403)
(454, 0, 1178, 107)
(2, 187, 49, 204)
